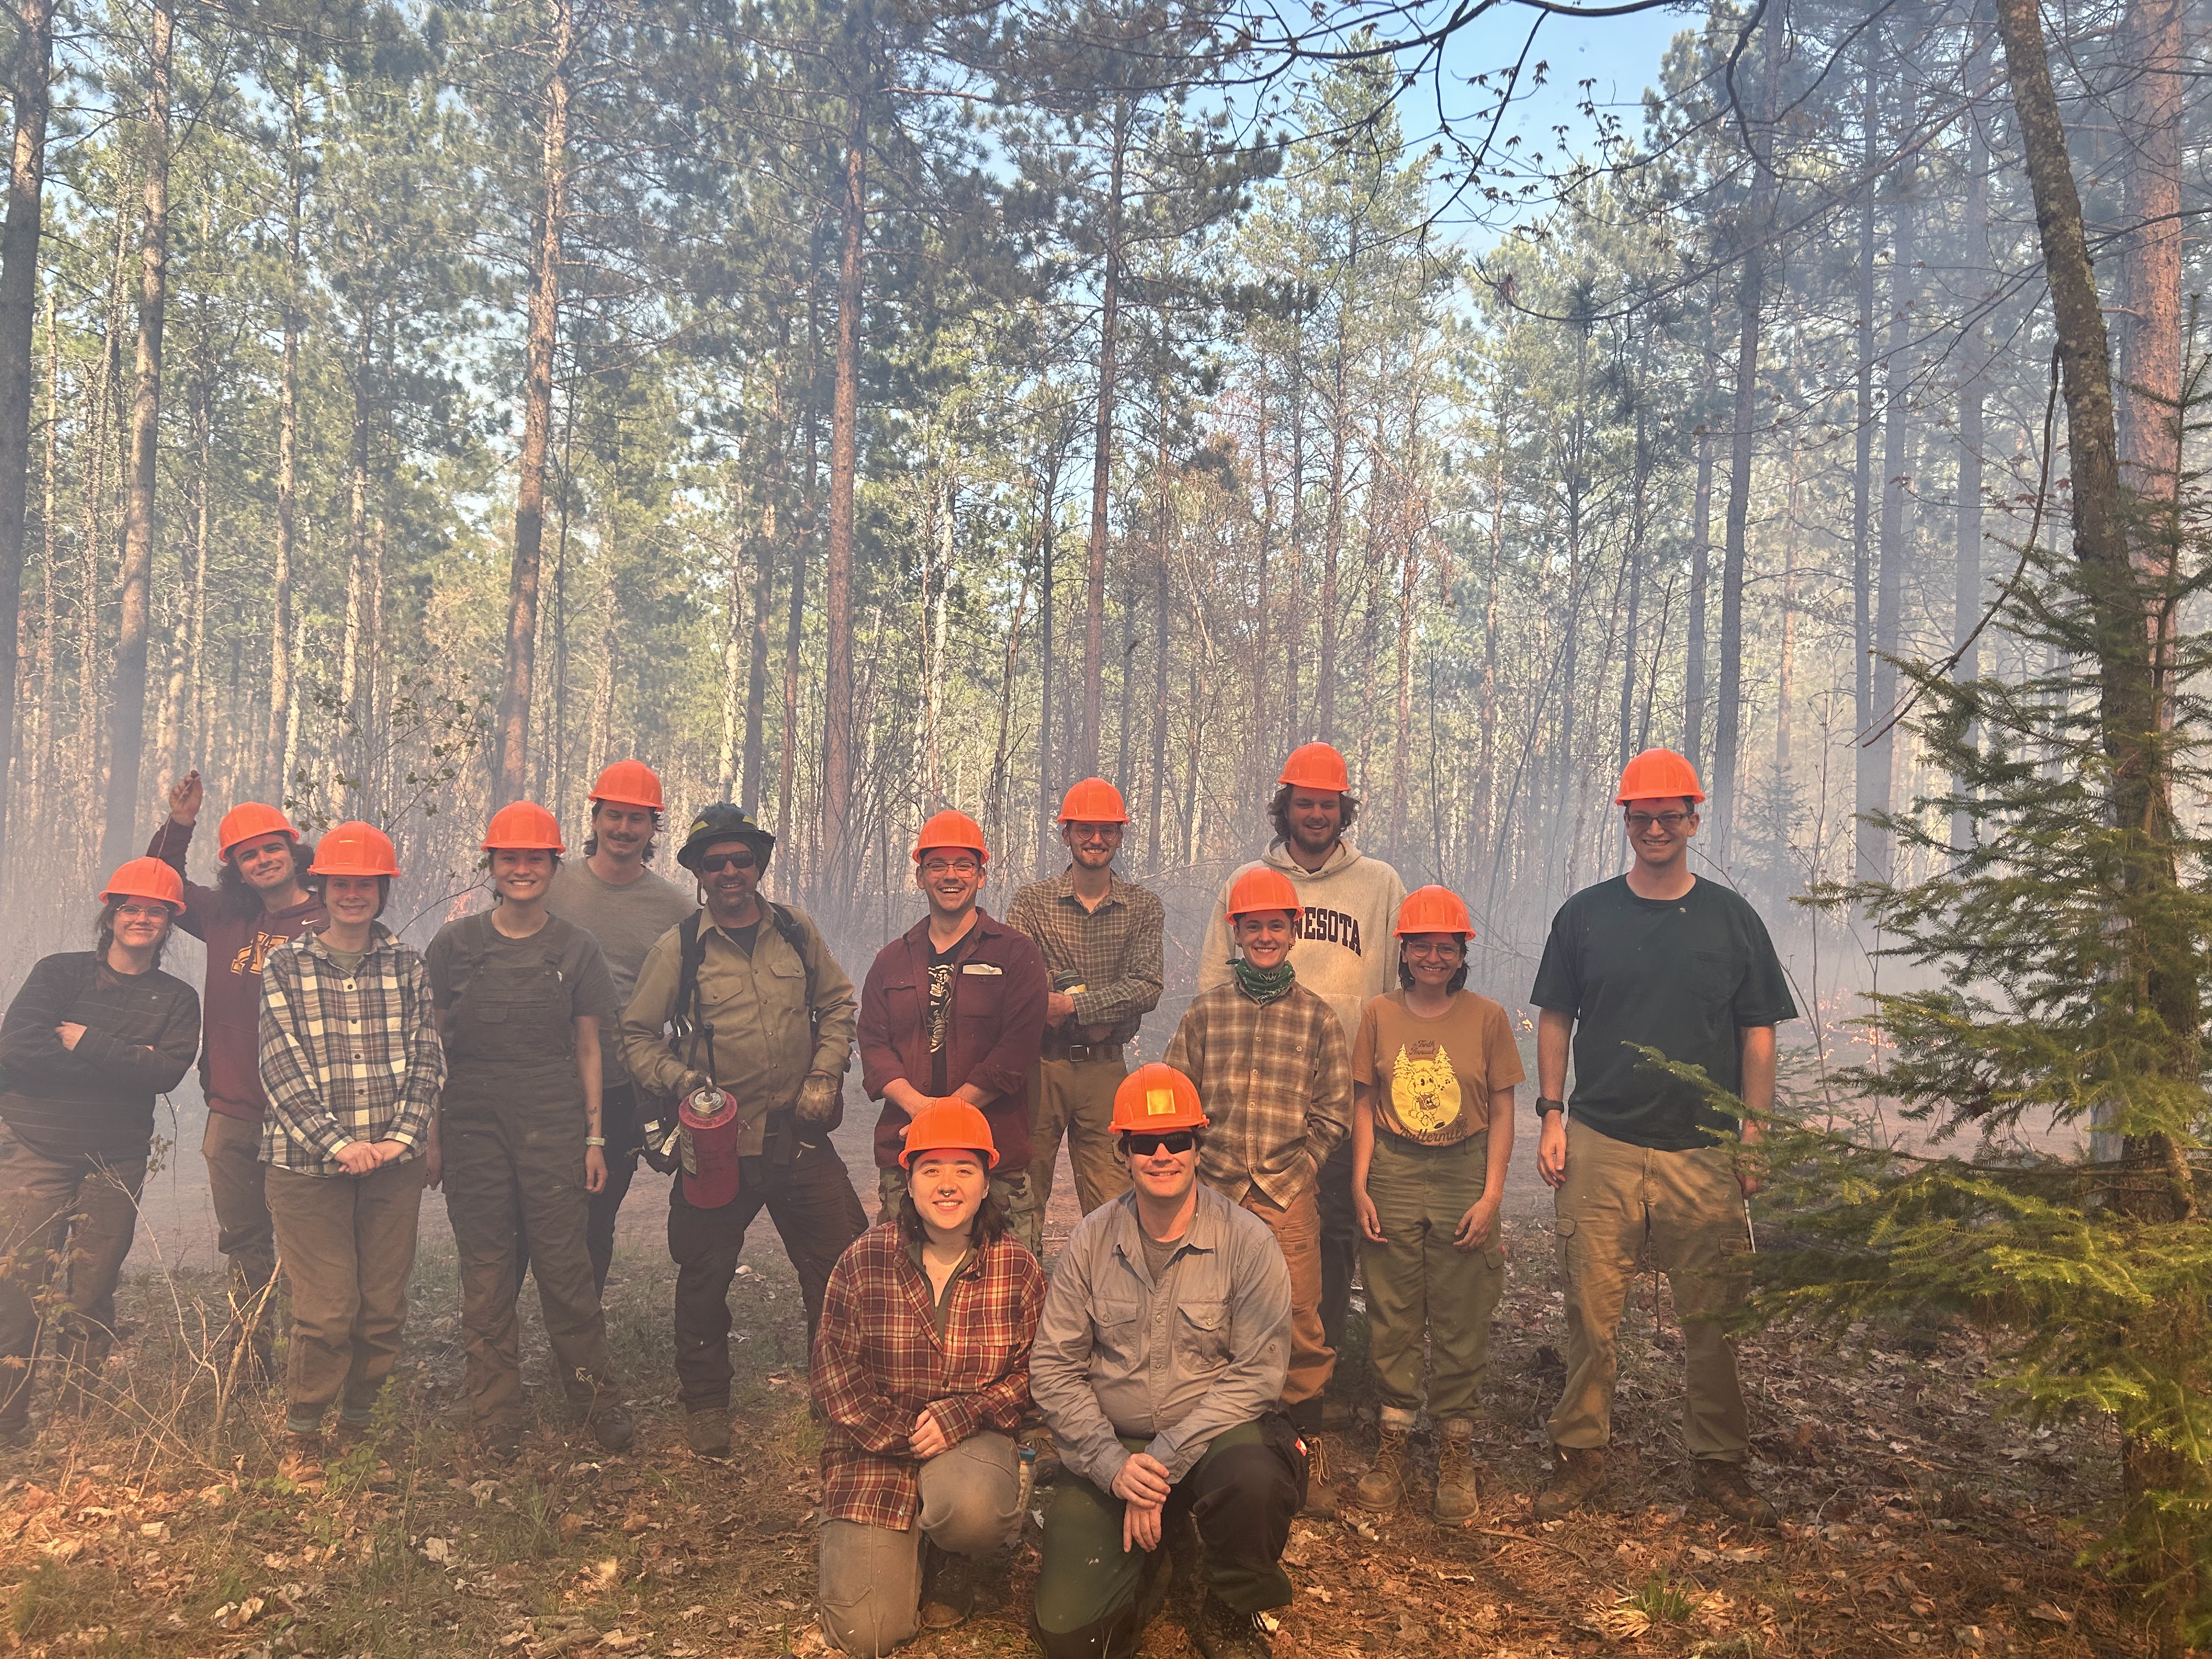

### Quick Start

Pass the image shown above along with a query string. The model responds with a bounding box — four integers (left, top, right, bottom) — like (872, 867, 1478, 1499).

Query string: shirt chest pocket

(1689, 949, 1741, 1011)
(1093, 1295, 1143, 1362)
(953, 970, 1005, 1023)
(763, 953, 806, 1023)
(1173, 1299, 1232, 1368)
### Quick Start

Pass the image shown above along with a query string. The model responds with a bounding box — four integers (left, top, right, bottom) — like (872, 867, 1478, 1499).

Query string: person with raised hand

(258, 823, 442, 1476)
(426, 802, 630, 1460)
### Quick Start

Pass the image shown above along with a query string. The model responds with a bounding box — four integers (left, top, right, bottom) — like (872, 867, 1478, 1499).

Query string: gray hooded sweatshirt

(1196, 838, 1408, 1049)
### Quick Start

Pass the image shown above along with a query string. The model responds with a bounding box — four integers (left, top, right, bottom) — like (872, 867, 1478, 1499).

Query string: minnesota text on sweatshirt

(1196, 838, 1408, 1048)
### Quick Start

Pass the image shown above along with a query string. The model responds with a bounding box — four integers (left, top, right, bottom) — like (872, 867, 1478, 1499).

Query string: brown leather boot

(1692, 1459, 1779, 1529)
(1433, 1420, 1481, 1525)
(1532, 1444, 1605, 1521)
(1352, 1426, 1409, 1512)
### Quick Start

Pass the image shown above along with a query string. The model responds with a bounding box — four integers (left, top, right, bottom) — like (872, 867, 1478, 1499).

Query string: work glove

(794, 1070, 841, 1128)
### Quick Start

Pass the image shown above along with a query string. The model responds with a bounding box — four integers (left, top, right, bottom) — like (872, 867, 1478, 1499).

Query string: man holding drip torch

(620, 804, 866, 1459)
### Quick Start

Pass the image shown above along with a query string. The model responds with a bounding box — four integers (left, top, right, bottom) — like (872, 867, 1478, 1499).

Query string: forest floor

(0, 1193, 2141, 1659)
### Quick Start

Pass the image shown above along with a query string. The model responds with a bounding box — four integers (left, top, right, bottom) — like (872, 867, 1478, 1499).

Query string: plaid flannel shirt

(1005, 870, 1165, 1045)
(258, 924, 445, 1174)
(810, 1223, 1046, 1530)
(1164, 978, 1352, 1209)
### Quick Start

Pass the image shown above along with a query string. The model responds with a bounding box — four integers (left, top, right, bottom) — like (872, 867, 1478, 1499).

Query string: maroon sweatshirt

(146, 817, 325, 1121)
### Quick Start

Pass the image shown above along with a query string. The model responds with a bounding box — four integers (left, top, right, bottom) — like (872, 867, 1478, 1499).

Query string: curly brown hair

(1269, 784, 1358, 845)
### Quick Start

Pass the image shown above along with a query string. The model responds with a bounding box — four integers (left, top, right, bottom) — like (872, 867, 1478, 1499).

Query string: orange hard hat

(100, 856, 184, 913)
(589, 759, 664, 811)
(483, 800, 566, 853)
(1110, 1063, 1209, 1133)
(899, 1098, 1000, 1169)
(1226, 865, 1302, 920)
(1615, 748, 1705, 805)
(311, 820, 400, 878)
(1396, 885, 1475, 940)
(216, 801, 297, 862)
(1278, 742, 1351, 793)
(913, 809, 988, 864)
(1058, 777, 1129, 824)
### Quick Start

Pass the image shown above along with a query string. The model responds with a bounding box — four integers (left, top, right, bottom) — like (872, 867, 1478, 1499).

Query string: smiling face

(592, 802, 656, 862)
(108, 899, 175, 956)
(908, 1149, 989, 1242)
(1062, 820, 1122, 872)
(1121, 1128, 1200, 1205)
(1233, 909, 1296, 970)
(1401, 930, 1465, 991)
(695, 838, 763, 922)
(1622, 796, 1699, 873)
(321, 873, 384, 928)
(1283, 788, 1345, 859)
(917, 849, 985, 922)
(229, 832, 300, 895)
(490, 846, 556, 904)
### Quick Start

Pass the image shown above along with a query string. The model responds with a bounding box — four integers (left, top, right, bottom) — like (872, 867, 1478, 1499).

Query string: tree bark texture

(1079, 97, 1126, 777)
(822, 89, 866, 895)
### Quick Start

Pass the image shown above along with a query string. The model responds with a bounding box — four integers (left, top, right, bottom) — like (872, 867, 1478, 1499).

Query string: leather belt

(1042, 1040, 1124, 1065)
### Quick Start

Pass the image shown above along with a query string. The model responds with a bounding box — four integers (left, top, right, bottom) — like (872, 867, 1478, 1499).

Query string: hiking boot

(1692, 1459, 1779, 1529)
(1352, 1426, 1408, 1512)
(278, 1434, 327, 1486)
(918, 1541, 977, 1629)
(684, 1408, 732, 1459)
(1298, 1430, 1342, 1518)
(1191, 1591, 1272, 1659)
(477, 1420, 523, 1462)
(1433, 1420, 1480, 1525)
(331, 1415, 375, 1448)
(589, 1407, 635, 1455)
(1532, 1444, 1605, 1521)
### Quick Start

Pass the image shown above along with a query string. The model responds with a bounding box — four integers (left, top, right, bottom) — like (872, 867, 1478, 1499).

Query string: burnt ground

(0, 1101, 2147, 1657)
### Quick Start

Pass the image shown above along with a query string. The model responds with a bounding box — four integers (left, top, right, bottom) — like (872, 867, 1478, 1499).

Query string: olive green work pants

(1026, 1055, 1131, 1220)
(1358, 1131, 1503, 1425)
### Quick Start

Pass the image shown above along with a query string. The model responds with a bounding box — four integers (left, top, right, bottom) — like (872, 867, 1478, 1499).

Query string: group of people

(0, 735, 1797, 1659)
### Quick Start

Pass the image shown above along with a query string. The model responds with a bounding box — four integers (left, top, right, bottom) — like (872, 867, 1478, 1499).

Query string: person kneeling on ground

(811, 1099, 1045, 1656)
(1030, 1063, 1304, 1659)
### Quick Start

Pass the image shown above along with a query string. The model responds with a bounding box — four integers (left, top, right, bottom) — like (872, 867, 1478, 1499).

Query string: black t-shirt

(726, 921, 760, 958)
(927, 943, 958, 1094)
(1528, 874, 1797, 1150)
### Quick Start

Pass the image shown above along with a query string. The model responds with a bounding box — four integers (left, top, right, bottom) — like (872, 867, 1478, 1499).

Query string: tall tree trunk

(1618, 398, 1649, 770)
(1285, 309, 1306, 739)
(1864, 161, 1918, 887)
(1034, 439, 1059, 868)
(270, 88, 301, 788)
(822, 89, 866, 891)
(1851, 37, 1879, 883)
(339, 313, 371, 802)
(0, 0, 53, 881)
(494, 0, 572, 807)
(1683, 421, 1712, 768)
(1317, 222, 1356, 742)
(1953, 39, 1991, 854)
(741, 415, 785, 809)
(100, 0, 172, 871)
(1994, 0, 2197, 1641)
(1776, 436, 1802, 781)
(1146, 406, 1169, 870)
(2114, 0, 2181, 514)
(1080, 96, 1127, 775)
(777, 234, 823, 870)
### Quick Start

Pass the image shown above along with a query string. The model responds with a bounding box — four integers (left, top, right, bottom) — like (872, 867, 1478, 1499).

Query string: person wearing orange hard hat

(1166, 864, 1352, 1519)
(1005, 777, 1165, 1220)
(0, 859, 200, 1444)
(1343, 887, 1523, 1523)
(546, 761, 695, 1291)
(424, 802, 631, 1459)
(145, 771, 324, 1384)
(1527, 748, 1796, 1530)
(1194, 743, 1404, 1437)
(256, 820, 444, 1479)
(1029, 1062, 1305, 1658)
(858, 811, 1048, 1260)
(810, 1098, 1046, 1652)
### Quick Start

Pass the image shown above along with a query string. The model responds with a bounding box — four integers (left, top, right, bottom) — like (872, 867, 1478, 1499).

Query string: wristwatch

(1535, 1097, 1566, 1118)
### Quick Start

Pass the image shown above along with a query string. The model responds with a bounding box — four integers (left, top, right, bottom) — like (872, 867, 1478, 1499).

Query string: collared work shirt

(1005, 870, 1165, 1046)
(620, 904, 856, 1156)
(258, 925, 445, 1175)
(1029, 1184, 1291, 1492)
(811, 1224, 1046, 1530)
(1164, 979, 1352, 1208)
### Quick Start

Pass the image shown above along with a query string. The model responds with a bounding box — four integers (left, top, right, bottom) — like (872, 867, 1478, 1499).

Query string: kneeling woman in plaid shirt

(810, 1099, 1045, 1655)
(258, 822, 444, 1472)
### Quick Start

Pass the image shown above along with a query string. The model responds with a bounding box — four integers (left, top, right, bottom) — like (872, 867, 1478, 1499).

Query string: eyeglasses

(698, 851, 758, 874)
(1624, 811, 1693, 833)
(921, 859, 980, 877)
(113, 904, 172, 923)
(1403, 940, 1464, 958)
(1124, 1131, 1197, 1157)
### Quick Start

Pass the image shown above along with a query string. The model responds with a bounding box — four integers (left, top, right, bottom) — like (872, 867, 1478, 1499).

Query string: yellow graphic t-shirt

(1352, 990, 1526, 1146)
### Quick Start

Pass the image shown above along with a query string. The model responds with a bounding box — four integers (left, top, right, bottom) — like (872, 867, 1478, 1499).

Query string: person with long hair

(0, 859, 200, 1442)
(146, 771, 322, 1382)
(426, 801, 630, 1459)
(811, 1099, 1044, 1655)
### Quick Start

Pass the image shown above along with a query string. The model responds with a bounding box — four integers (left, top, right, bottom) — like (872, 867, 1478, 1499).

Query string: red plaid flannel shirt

(811, 1223, 1046, 1529)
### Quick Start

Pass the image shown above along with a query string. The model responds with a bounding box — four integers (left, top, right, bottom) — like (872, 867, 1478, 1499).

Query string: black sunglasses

(698, 851, 758, 874)
(1123, 1131, 1197, 1157)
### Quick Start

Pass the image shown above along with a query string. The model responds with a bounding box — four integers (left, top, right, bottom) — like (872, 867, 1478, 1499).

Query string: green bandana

(1231, 956, 1297, 1006)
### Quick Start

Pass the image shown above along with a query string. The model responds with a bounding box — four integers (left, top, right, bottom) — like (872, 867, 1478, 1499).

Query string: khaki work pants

(1229, 1183, 1332, 1408)
(202, 1110, 277, 1378)
(266, 1158, 423, 1433)
(1026, 1056, 1131, 1218)
(0, 1124, 146, 1432)
(816, 1431, 1020, 1656)
(1549, 1117, 1752, 1463)
(1359, 1132, 1504, 1424)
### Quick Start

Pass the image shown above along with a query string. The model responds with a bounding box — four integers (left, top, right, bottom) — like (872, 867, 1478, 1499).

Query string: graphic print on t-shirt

(228, 928, 290, 978)
(1390, 1039, 1463, 1137)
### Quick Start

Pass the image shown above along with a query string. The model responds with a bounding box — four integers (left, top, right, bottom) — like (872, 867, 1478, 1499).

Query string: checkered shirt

(810, 1223, 1046, 1529)
(1006, 870, 1165, 1044)
(258, 925, 446, 1174)
(1164, 977, 1352, 1208)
